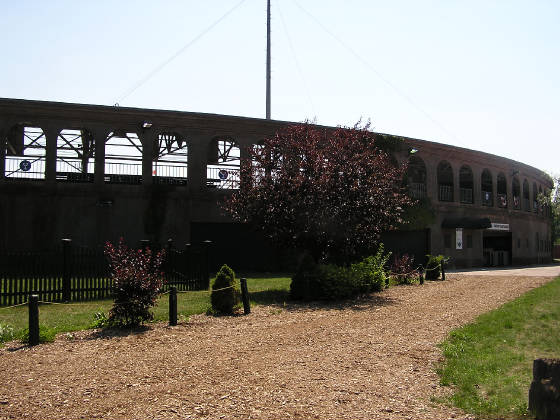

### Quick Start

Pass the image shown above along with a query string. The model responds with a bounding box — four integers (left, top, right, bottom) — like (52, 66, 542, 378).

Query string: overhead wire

(114, 0, 248, 106)
(291, 0, 467, 149)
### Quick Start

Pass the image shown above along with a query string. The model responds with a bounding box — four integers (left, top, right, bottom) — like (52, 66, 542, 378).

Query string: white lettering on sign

(489, 223, 510, 231)
(456, 228, 463, 250)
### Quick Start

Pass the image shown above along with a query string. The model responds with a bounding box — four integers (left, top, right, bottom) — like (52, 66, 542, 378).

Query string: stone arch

(4, 124, 46, 179)
(152, 131, 188, 185)
(481, 169, 493, 206)
(104, 129, 142, 184)
(497, 172, 507, 208)
(56, 128, 95, 182)
(459, 165, 473, 204)
(437, 160, 453, 202)
(407, 155, 427, 199)
(206, 136, 240, 189)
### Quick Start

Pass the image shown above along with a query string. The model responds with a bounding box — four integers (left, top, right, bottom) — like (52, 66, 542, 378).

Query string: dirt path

(0, 274, 556, 420)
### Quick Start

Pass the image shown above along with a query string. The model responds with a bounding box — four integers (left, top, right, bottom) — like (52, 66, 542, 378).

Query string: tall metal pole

(266, 0, 271, 119)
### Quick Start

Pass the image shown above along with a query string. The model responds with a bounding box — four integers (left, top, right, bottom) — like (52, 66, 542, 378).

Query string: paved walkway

(449, 263, 560, 277)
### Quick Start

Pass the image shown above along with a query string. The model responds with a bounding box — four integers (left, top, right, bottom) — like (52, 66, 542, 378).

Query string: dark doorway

(380, 229, 430, 266)
(483, 231, 512, 266)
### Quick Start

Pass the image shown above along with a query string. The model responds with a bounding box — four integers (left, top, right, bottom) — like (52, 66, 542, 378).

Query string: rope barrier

(0, 302, 28, 310)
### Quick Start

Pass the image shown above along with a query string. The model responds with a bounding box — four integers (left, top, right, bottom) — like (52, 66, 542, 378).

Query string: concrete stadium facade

(0, 98, 553, 269)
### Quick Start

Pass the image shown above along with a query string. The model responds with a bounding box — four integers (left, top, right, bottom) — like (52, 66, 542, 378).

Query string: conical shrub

(211, 264, 239, 314)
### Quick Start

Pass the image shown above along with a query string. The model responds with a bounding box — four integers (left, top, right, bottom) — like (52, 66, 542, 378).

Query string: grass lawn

(437, 276, 560, 419)
(0, 275, 291, 344)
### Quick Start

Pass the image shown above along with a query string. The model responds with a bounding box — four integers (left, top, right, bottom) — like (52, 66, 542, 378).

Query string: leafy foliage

(20, 325, 56, 344)
(224, 122, 412, 263)
(290, 245, 392, 300)
(390, 254, 419, 285)
(105, 239, 166, 328)
(211, 264, 239, 315)
(0, 322, 14, 344)
(425, 254, 449, 280)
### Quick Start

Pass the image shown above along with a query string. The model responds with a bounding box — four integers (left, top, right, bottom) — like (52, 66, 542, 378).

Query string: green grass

(437, 276, 560, 419)
(0, 275, 291, 344)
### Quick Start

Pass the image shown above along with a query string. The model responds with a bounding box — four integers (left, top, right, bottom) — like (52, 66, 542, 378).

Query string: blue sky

(1, 1, 558, 176)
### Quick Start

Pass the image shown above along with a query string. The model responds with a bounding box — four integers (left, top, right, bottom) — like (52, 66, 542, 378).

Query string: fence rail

(0, 239, 210, 306)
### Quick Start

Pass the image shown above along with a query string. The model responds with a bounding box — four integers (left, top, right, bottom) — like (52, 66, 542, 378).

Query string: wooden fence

(0, 239, 210, 306)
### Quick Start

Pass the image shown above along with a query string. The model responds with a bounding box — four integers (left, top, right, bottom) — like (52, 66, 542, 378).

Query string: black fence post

(418, 266, 424, 285)
(441, 262, 446, 281)
(62, 238, 72, 302)
(28, 295, 39, 346)
(240, 278, 251, 315)
(169, 286, 177, 326)
(203, 240, 212, 289)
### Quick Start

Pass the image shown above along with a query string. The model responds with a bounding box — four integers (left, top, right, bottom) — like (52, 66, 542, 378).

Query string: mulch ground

(0, 274, 554, 420)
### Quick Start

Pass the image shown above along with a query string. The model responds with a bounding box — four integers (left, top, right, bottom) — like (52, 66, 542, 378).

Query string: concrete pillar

(44, 126, 61, 184)
(140, 130, 156, 187)
(472, 166, 481, 206)
(453, 162, 460, 203)
(188, 133, 209, 193)
(92, 128, 109, 186)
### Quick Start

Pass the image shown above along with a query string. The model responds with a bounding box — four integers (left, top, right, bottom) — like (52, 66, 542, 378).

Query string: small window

(444, 233, 452, 249)
(467, 234, 473, 249)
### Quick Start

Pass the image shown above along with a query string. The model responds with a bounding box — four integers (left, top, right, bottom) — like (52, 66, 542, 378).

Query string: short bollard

(169, 287, 177, 326)
(441, 262, 446, 281)
(28, 295, 39, 346)
(419, 269, 424, 285)
(240, 278, 251, 315)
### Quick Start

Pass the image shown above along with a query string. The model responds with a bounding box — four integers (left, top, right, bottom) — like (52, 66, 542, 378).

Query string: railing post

(240, 277, 251, 315)
(28, 295, 39, 346)
(203, 240, 212, 289)
(169, 286, 177, 326)
(61, 238, 72, 302)
(441, 261, 446, 281)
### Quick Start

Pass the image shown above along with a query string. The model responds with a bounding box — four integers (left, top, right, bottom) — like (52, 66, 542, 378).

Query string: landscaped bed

(0, 273, 557, 420)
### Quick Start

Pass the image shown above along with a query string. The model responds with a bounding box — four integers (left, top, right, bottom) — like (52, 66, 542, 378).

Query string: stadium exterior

(0, 98, 553, 269)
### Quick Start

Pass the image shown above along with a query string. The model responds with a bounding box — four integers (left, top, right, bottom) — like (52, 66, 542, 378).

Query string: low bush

(425, 254, 449, 280)
(105, 239, 166, 328)
(390, 254, 419, 285)
(290, 245, 391, 300)
(211, 264, 240, 315)
(20, 325, 56, 344)
(0, 322, 14, 343)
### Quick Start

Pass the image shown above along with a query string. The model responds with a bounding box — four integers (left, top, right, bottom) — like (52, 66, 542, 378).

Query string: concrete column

(188, 133, 209, 193)
(140, 130, 156, 186)
(44, 126, 61, 184)
(92, 128, 109, 186)
(452, 162, 460, 203)
(472, 166, 481, 206)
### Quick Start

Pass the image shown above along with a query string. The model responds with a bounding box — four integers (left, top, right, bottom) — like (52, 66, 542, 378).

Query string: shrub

(290, 245, 391, 300)
(211, 264, 239, 315)
(105, 239, 166, 328)
(390, 254, 419, 285)
(0, 323, 14, 343)
(425, 254, 449, 280)
(20, 325, 56, 344)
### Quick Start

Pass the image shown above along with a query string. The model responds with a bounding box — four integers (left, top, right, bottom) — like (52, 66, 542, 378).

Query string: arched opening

(206, 136, 240, 189)
(459, 165, 473, 204)
(152, 132, 188, 185)
(481, 169, 493, 206)
(523, 179, 530, 211)
(407, 156, 427, 199)
(497, 173, 507, 208)
(512, 177, 520, 209)
(4, 125, 46, 180)
(104, 130, 142, 184)
(56, 129, 95, 182)
(437, 161, 453, 202)
(533, 182, 538, 212)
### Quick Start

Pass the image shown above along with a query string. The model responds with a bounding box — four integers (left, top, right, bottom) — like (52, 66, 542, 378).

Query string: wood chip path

(0, 272, 556, 420)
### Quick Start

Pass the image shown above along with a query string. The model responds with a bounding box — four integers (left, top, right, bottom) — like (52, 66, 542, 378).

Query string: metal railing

(460, 187, 473, 204)
(481, 190, 493, 206)
(438, 185, 453, 202)
(4, 156, 45, 180)
(207, 166, 240, 190)
(409, 182, 426, 199)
